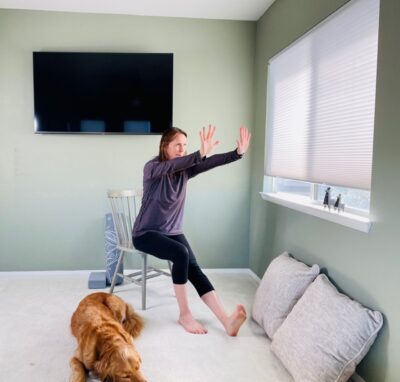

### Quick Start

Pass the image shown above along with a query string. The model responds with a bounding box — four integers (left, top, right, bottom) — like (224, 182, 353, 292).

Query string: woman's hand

(199, 124, 220, 158)
(236, 126, 251, 155)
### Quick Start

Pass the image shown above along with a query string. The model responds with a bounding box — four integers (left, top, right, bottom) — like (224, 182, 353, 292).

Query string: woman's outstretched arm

(145, 124, 220, 180)
(144, 151, 202, 180)
(187, 126, 251, 178)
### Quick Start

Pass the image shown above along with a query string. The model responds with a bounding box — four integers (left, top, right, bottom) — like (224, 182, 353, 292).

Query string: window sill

(260, 192, 372, 233)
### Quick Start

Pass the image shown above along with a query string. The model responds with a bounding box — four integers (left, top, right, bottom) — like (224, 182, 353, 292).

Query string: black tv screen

(33, 52, 173, 134)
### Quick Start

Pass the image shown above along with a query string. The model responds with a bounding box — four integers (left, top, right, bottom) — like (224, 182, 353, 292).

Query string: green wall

(0, 10, 255, 271)
(250, 0, 400, 380)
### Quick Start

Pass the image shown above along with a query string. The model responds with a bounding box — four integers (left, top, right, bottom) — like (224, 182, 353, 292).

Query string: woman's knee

(170, 246, 191, 284)
(171, 245, 190, 267)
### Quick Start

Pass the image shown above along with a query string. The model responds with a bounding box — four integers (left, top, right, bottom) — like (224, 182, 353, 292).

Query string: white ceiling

(0, 0, 275, 21)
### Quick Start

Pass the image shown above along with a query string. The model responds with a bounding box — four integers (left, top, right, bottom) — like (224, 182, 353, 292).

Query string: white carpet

(0, 270, 293, 382)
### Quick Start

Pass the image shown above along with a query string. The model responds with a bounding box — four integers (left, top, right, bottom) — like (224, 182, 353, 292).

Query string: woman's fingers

(241, 126, 251, 143)
(206, 124, 216, 140)
(236, 126, 251, 155)
(201, 124, 217, 141)
(199, 124, 219, 157)
(241, 127, 245, 142)
(241, 126, 249, 142)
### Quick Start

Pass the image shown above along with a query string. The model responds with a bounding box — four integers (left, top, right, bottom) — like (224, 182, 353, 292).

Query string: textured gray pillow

(271, 274, 383, 382)
(251, 252, 320, 339)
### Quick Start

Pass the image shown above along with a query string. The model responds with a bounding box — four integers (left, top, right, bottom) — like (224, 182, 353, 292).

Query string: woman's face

(165, 133, 187, 160)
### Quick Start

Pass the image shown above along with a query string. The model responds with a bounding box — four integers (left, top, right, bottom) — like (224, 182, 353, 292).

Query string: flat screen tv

(33, 52, 173, 134)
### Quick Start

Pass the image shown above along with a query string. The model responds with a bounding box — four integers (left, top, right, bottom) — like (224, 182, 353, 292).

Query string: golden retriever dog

(70, 292, 147, 382)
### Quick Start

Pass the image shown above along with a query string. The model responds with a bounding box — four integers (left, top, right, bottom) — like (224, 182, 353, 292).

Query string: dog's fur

(70, 292, 147, 382)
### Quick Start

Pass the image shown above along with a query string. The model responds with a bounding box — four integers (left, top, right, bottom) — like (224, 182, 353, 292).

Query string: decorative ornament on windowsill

(334, 193, 345, 213)
(323, 187, 331, 211)
(323, 187, 345, 213)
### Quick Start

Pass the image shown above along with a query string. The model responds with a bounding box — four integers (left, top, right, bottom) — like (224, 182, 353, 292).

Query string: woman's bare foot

(178, 313, 208, 334)
(224, 304, 247, 336)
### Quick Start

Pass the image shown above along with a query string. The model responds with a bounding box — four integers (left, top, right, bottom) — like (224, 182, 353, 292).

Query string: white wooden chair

(107, 189, 171, 310)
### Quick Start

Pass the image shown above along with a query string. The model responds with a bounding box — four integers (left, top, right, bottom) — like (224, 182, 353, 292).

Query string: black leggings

(133, 232, 214, 297)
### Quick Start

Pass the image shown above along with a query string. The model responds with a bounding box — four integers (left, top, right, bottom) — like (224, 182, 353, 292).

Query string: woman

(133, 125, 251, 335)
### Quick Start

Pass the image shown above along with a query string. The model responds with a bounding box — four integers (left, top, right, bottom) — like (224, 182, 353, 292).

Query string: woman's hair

(158, 127, 187, 161)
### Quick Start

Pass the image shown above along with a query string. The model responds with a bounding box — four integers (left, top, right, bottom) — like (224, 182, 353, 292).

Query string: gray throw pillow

(251, 252, 320, 339)
(271, 274, 383, 382)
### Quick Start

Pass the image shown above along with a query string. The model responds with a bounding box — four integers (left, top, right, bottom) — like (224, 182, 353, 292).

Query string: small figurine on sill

(334, 194, 345, 212)
(323, 187, 331, 210)
(334, 194, 341, 211)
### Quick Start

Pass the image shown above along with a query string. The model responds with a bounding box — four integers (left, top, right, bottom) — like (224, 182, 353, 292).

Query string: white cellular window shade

(265, 0, 379, 190)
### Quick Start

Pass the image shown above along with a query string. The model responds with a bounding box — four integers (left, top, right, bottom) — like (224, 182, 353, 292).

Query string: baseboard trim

(0, 268, 260, 278)
(0, 270, 98, 279)
(246, 269, 261, 283)
(351, 372, 365, 382)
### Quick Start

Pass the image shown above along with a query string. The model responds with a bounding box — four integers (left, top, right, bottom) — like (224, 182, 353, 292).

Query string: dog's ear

(93, 360, 105, 380)
(123, 303, 144, 338)
(93, 334, 117, 381)
(94, 348, 112, 382)
(79, 332, 99, 369)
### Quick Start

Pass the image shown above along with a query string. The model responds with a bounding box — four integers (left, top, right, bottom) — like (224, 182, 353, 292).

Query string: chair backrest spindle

(107, 189, 141, 249)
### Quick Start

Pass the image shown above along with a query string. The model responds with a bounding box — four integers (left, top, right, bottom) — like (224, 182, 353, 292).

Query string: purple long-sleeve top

(132, 149, 242, 237)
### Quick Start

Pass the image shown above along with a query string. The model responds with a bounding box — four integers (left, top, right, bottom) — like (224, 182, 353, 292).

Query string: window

(262, 0, 379, 233)
(274, 178, 311, 198)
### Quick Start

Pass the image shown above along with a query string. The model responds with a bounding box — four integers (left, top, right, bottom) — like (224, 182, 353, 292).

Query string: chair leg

(141, 253, 147, 310)
(110, 249, 125, 294)
(168, 261, 172, 275)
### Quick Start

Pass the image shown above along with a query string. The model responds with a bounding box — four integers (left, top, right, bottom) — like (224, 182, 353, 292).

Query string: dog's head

(95, 342, 147, 382)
